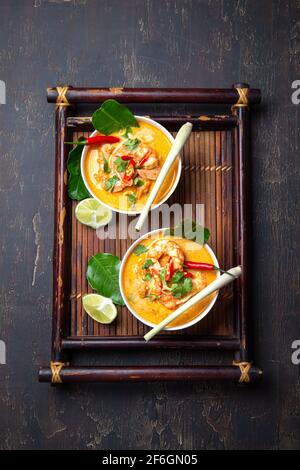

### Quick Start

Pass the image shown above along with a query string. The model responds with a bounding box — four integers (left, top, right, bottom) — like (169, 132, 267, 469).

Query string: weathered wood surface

(0, 0, 299, 450)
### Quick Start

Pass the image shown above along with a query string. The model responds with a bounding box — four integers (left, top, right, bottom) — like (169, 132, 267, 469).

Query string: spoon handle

(144, 266, 242, 341)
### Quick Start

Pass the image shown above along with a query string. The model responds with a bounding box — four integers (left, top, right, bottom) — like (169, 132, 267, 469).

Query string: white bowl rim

(119, 228, 220, 331)
(80, 116, 182, 215)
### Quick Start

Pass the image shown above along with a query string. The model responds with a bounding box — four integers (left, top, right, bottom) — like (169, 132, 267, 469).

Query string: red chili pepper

(65, 135, 120, 145)
(120, 155, 133, 161)
(165, 257, 174, 281)
(184, 261, 216, 270)
(123, 159, 136, 182)
(138, 150, 152, 167)
(184, 261, 233, 276)
(183, 271, 194, 278)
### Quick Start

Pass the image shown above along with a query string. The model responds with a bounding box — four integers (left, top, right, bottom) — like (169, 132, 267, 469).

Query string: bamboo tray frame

(39, 85, 262, 384)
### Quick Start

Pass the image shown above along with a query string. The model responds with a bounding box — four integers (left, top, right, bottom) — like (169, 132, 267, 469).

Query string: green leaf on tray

(86, 253, 124, 306)
(67, 137, 90, 200)
(92, 99, 139, 135)
(165, 219, 210, 245)
(133, 244, 148, 256)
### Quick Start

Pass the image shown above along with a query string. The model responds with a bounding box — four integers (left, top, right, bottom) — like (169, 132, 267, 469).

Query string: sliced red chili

(123, 159, 136, 182)
(120, 155, 133, 161)
(165, 256, 174, 281)
(138, 150, 152, 167)
(65, 135, 120, 145)
(183, 271, 194, 278)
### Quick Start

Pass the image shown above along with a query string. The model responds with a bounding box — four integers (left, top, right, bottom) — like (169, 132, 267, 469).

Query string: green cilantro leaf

(115, 157, 129, 173)
(134, 178, 144, 187)
(171, 277, 193, 298)
(127, 193, 136, 208)
(143, 259, 154, 270)
(124, 138, 140, 151)
(105, 175, 119, 192)
(133, 244, 148, 256)
(143, 273, 152, 282)
(170, 271, 185, 284)
(101, 154, 111, 174)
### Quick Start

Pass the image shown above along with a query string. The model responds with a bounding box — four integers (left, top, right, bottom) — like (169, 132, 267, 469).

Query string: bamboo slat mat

(70, 130, 234, 337)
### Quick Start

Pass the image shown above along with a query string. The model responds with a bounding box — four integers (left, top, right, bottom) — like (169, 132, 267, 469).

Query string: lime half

(75, 198, 112, 229)
(82, 294, 117, 324)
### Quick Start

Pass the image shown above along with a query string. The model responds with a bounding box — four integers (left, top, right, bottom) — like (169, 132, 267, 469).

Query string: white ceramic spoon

(144, 266, 242, 341)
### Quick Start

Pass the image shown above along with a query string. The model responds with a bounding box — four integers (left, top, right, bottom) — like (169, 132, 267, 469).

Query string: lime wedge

(82, 294, 117, 324)
(75, 198, 112, 229)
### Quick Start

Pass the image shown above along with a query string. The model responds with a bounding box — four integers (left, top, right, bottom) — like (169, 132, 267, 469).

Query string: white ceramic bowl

(119, 228, 220, 331)
(81, 116, 182, 215)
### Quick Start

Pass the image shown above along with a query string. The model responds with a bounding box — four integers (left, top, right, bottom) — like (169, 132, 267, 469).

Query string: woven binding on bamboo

(233, 361, 252, 383)
(233, 87, 248, 108)
(50, 361, 64, 383)
(56, 86, 70, 108)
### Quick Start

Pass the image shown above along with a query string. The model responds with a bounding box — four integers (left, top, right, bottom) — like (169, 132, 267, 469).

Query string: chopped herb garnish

(159, 268, 166, 283)
(171, 277, 193, 298)
(143, 273, 152, 282)
(134, 177, 144, 187)
(127, 192, 136, 208)
(105, 175, 119, 192)
(115, 157, 129, 173)
(145, 293, 160, 301)
(143, 259, 154, 270)
(170, 271, 184, 284)
(133, 244, 148, 255)
(159, 269, 172, 291)
(124, 138, 140, 151)
(122, 127, 132, 138)
(101, 154, 111, 174)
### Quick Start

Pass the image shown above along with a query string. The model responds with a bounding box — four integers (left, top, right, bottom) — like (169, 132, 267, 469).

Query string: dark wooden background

(0, 0, 299, 450)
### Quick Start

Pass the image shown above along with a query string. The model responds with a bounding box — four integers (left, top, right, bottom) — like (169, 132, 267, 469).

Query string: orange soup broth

(83, 119, 178, 212)
(122, 235, 217, 328)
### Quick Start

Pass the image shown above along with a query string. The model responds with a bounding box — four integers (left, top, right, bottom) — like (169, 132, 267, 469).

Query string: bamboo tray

(39, 85, 262, 384)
